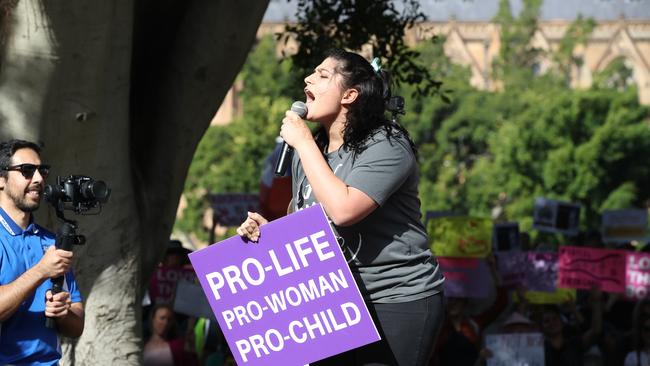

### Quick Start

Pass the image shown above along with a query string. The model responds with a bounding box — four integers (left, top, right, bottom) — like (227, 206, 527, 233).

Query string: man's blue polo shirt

(0, 207, 82, 366)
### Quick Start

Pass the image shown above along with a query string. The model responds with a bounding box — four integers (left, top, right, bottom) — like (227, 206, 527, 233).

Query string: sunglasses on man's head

(2, 164, 51, 179)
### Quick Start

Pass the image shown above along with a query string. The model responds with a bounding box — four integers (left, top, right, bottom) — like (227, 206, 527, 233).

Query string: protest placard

(558, 246, 626, 293)
(208, 193, 261, 226)
(501, 251, 576, 303)
(149, 266, 197, 305)
(493, 223, 520, 251)
(626, 252, 650, 300)
(521, 288, 576, 305)
(485, 333, 545, 366)
(495, 251, 526, 287)
(525, 252, 559, 293)
(602, 209, 649, 244)
(533, 198, 580, 236)
(437, 257, 492, 298)
(428, 216, 492, 258)
(189, 204, 380, 366)
(173, 279, 215, 319)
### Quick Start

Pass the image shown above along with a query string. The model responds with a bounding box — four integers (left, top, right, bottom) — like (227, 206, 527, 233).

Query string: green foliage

(492, 0, 543, 87)
(400, 1, 650, 244)
(407, 68, 650, 239)
(394, 12, 649, 243)
(592, 56, 636, 91)
(239, 35, 294, 101)
(553, 15, 596, 84)
(281, 0, 442, 97)
(472, 88, 650, 232)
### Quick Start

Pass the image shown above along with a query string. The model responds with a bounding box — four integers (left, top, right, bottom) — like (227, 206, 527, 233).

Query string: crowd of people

(142, 232, 650, 366)
(432, 229, 650, 366)
(142, 241, 235, 366)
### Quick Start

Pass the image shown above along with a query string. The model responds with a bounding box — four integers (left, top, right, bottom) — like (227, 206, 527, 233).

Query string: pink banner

(558, 246, 626, 293)
(626, 252, 650, 300)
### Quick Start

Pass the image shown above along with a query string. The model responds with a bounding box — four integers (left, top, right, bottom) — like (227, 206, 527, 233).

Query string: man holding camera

(0, 139, 84, 365)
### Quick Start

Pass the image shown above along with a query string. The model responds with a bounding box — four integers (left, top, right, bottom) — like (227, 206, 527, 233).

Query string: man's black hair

(0, 139, 43, 178)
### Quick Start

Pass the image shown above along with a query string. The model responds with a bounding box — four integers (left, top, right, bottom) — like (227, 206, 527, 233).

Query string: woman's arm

(294, 139, 377, 226)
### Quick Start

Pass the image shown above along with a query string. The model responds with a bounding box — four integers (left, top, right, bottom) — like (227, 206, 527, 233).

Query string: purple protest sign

(496, 251, 527, 287)
(189, 204, 380, 366)
(525, 252, 558, 293)
(208, 193, 260, 226)
(437, 257, 492, 298)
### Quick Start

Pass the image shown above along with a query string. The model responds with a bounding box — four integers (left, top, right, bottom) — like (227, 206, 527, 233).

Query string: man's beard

(8, 187, 41, 213)
(16, 199, 40, 212)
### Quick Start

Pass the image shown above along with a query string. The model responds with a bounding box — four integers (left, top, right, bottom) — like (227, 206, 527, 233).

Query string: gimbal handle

(45, 217, 84, 329)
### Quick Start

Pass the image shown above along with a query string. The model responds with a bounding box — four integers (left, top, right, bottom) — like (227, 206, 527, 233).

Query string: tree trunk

(0, 0, 269, 364)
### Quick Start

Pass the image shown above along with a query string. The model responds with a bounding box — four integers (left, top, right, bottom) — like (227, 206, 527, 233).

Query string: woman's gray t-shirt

(291, 129, 444, 303)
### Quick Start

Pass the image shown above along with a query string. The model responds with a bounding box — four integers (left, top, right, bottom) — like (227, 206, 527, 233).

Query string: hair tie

(370, 57, 382, 74)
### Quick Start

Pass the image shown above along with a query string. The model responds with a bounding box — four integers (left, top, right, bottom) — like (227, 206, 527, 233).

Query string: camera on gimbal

(44, 175, 111, 214)
(42, 175, 110, 329)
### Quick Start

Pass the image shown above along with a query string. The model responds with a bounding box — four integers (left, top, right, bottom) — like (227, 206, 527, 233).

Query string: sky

(263, 0, 650, 23)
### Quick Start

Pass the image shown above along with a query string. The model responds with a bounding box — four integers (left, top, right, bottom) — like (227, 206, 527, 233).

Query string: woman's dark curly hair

(313, 49, 417, 158)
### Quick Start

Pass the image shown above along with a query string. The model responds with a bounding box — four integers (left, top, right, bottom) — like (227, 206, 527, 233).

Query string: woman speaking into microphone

(237, 49, 445, 366)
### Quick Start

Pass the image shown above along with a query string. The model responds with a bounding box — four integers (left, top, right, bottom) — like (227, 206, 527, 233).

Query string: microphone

(274, 101, 308, 176)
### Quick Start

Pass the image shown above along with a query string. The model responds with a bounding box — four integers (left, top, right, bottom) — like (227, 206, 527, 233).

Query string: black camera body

(386, 96, 405, 115)
(44, 175, 110, 214)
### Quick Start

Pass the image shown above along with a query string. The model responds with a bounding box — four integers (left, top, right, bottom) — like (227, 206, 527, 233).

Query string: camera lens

(80, 180, 109, 202)
(43, 184, 62, 204)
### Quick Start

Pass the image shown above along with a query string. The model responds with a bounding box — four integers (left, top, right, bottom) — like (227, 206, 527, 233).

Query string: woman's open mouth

(304, 88, 315, 103)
